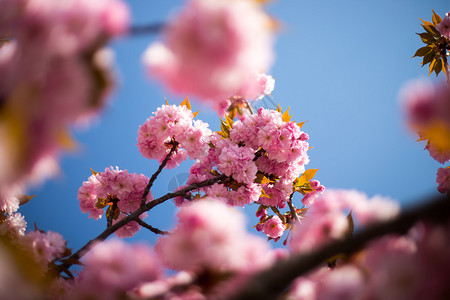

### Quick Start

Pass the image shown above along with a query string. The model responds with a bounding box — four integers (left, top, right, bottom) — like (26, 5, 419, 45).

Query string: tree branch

(227, 194, 450, 300)
(59, 174, 227, 271)
(287, 198, 301, 224)
(136, 218, 169, 235)
(129, 23, 164, 36)
(141, 141, 179, 206)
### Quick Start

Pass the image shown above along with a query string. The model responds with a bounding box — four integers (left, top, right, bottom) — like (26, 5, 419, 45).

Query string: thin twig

(59, 174, 227, 271)
(287, 195, 301, 224)
(141, 141, 179, 206)
(136, 218, 169, 235)
(129, 23, 165, 36)
(227, 194, 450, 300)
(106, 199, 118, 228)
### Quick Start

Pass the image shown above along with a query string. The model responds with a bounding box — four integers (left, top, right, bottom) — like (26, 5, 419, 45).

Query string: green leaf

(422, 51, 435, 66)
(297, 169, 319, 186)
(420, 23, 440, 36)
(180, 96, 192, 110)
(90, 167, 100, 176)
(260, 188, 270, 198)
(420, 18, 434, 27)
(428, 58, 436, 76)
(417, 32, 435, 44)
(412, 46, 433, 58)
(225, 113, 234, 128)
(276, 104, 282, 112)
(432, 9, 442, 26)
(18, 194, 36, 206)
(297, 121, 307, 129)
(282, 107, 292, 122)
(434, 58, 443, 76)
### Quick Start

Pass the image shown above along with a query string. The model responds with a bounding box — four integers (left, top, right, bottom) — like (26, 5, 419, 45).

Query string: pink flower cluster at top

(155, 199, 275, 274)
(214, 73, 276, 117)
(437, 12, 450, 39)
(137, 103, 212, 168)
(188, 107, 311, 207)
(77, 166, 151, 238)
(0, 0, 129, 196)
(74, 239, 161, 300)
(400, 79, 450, 164)
(142, 0, 273, 101)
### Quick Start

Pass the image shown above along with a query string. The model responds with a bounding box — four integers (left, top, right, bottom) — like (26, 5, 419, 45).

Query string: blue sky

(21, 0, 449, 253)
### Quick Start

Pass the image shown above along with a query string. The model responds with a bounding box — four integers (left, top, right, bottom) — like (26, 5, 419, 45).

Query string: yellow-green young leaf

(261, 176, 273, 184)
(298, 169, 319, 186)
(346, 211, 354, 238)
(297, 121, 307, 129)
(180, 96, 191, 110)
(90, 168, 100, 176)
(225, 114, 234, 128)
(282, 107, 292, 122)
(422, 51, 435, 66)
(276, 104, 282, 112)
(420, 18, 434, 27)
(417, 32, 435, 44)
(260, 188, 271, 198)
(434, 58, 443, 76)
(57, 129, 77, 151)
(18, 194, 36, 206)
(412, 46, 433, 58)
(193, 110, 200, 118)
(216, 130, 228, 138)
(420, 23, 440, 36)
(429, 58, 437, 76)
(220, 119, 230, 136)
(432, 10, 442, 26)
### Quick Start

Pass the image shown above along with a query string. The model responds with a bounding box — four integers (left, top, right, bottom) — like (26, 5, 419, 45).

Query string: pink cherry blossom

(142, 0, 273, 100)
(75, 239, 161, 300)
(0, 0, 130, 190)
(437, 12, 450, 39)
(262, 215, 286, 239)
(24, 230, 66, 270)
(155, 199, 273, 272)
(436, 167, 450, 194)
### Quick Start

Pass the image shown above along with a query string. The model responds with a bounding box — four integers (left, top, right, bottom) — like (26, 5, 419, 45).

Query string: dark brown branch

(135, 218, 169, 235)
(129, 23, 164, 36)
(287, 197, 301, 224)
(59, 174, 227, 271)
(227, 194, 450, 300)
(141, 141, 179, 206)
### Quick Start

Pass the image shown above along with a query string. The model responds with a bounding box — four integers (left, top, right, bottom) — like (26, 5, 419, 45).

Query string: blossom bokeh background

(20, 0, 449, 253)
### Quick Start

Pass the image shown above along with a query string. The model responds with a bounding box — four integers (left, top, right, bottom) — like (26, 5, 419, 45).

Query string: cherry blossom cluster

(437, 12, 450, 39)
(73, 239, 161, 300)
(142, 0, 274, 101)
(179, 106, 324, 240)
(0, 0, 129, 199)
(285, 190, 448, 300)
(287, 192, 450, 300)
(214, 73, 276, 117)
(77, 166, 152, 238)
(137, 101, 212, 169)
(289, 190, 401, 254)
(400, 79, 450, 193)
